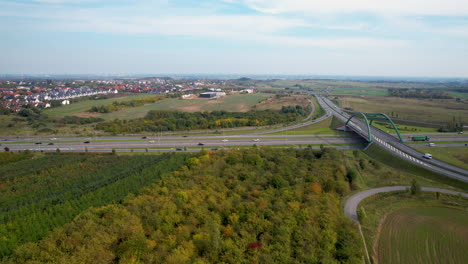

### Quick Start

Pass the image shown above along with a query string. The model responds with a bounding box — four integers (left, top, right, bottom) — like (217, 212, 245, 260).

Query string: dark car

(142, 136, 148, 139)
(83, 141, 91, 144)
(176, 148, 184, 151)
(35, 142, 42, 145)
(183, 135, 188, 138)
(197, 142, 204, 146)
(48, 143, 54, 145)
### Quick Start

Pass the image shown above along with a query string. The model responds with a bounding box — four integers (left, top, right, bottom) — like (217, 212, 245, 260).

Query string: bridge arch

(345, 112, 404, 143)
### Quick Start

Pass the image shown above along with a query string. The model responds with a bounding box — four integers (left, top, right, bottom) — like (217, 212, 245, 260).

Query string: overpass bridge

(316, 96, 468, 183)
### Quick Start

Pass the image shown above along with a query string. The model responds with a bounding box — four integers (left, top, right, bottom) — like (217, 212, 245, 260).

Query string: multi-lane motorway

(1, 95, 467, 183)
(316, 95, 468, 182)
(1, 134, 366, 152)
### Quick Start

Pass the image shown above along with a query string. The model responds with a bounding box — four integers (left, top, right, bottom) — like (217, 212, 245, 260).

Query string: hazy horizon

(1, 0, 468, 77)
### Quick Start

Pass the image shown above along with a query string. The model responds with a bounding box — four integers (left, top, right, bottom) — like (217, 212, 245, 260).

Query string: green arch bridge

(345, 112, 403, 143)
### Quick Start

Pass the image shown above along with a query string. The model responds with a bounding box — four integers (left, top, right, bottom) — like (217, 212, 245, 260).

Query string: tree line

(0, 153, 188, 257)
(388, 88, 453, 99)
(88, 96, 164, 113)
(96, 106, 308, 133)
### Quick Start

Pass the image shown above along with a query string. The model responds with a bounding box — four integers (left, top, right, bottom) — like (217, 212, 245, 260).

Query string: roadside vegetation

(95, 106, 309, 134)
(337, 96, 467, 125)
(414, 146, 468, 170)
(362, 144, 467, 190)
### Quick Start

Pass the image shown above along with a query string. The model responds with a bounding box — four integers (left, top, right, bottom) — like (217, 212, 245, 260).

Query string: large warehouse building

(199, 92, 226, 98)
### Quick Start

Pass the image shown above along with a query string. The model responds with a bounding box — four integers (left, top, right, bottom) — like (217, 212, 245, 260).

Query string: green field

(265, 117, 346, 135)
(266, 79, 465, 97)
(376, 206, 468, 264)
(358, 192, 468, 264)
(43, 94, 149, 119)
(370, 121, 438, 134)
(57, 93, 271, 121)
(448, 91, 468, 99)
(414, 146, 468, 170)
(338, 96, 468, 124)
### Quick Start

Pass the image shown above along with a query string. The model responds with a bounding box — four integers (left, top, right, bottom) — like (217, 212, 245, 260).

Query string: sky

(1, 0, 468, 77)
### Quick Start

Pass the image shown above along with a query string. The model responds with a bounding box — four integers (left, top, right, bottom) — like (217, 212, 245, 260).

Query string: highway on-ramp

(344, 186, 468, 222)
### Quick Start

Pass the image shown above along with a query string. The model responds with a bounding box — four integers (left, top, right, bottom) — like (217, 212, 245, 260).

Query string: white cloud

(0, 4, 404, 50)
(45, 14, 405, 49)
(238, 0, 468, 16)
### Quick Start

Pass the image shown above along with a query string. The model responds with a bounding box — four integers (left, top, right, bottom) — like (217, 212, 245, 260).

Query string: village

(0, 77, 231, 112)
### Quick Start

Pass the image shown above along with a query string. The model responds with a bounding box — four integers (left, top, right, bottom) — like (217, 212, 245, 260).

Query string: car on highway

(428, 143, 436, 147)
(48, 143, 54, 145)
(149, 140, 155, 143)
(252, 139, 260, 142)
(423, 153, 433, 159)
(221, 139, 228, 142)
(458, 131, 464, 134)
(176, 148, 184, 151)
(142, 136, 148, 139)
(35, 142, 42, 145)
(198, 142, 204, 146)
(83, 141, 91, 144)
(50, 137, 57, 140)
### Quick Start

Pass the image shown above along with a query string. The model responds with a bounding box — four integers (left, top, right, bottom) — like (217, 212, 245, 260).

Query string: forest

(96, 105, 308, 133)
(3, 147, 364, 263)
(387, 88, 452, 99)
(0, 152, 189, 257)
(57, 116, 105, 125)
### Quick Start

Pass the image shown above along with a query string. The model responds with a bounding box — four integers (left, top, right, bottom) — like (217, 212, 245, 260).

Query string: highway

(1, 136, 366, 152)
(317, 96, 468, 182)
(1, 94, 467, 182)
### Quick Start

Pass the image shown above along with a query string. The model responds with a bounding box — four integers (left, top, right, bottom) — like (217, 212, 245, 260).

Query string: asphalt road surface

(2, 136, 366, 152)
(317, 95, 468, 182)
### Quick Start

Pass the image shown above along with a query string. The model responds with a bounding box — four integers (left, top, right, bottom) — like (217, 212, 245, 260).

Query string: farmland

(95, 93, 273, 120)
(43, 94, 150, 119)
(337, 96, 468, 124)
(359, 192, 468, 264)
(254, 94, 310, 111)
(265, 79, 458, 96)
(376, 207, 467, 264)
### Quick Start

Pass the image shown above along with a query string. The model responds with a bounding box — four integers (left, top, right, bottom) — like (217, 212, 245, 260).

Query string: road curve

(317, 96, 468, 182)
(344, 186, 468, 222)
